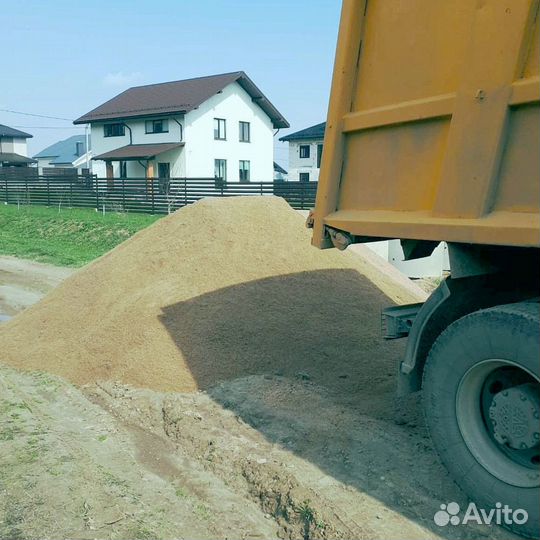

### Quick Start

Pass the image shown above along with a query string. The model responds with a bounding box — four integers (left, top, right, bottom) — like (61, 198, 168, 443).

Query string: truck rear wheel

(423, 302, 540, 538)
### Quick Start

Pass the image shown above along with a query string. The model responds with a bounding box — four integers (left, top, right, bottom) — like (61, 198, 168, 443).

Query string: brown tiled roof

(75, 71, 289, 129)
(93, 143, 184, 161)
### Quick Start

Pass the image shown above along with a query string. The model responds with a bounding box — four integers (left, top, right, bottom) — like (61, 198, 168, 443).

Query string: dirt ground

(0, 364, 518, 540)
(0, 252, 518, 540)
(0, 256, 73, 319)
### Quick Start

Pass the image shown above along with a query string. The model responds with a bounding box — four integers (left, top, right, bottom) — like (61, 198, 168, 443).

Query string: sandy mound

(0, 197, 422, 392)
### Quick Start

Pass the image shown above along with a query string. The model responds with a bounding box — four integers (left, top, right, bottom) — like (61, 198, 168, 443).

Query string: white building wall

(287, 139, 323, 182)
(156, 147, 186, 177)
(0, 139, 14, 153)
(12, 138, 29, 156)
(184, 81, 274, 181)
(0, 138, 29, 157)
(90, 115, 184, 178)
(36, 158, 52, 169)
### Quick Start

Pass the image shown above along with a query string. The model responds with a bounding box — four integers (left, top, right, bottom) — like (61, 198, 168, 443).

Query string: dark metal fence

(0, 175, 318, 214)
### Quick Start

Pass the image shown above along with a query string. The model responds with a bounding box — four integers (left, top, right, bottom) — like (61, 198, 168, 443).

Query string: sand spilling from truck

(0, 197, 423, 392)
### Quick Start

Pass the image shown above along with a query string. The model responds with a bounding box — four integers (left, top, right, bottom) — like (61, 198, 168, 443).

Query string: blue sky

(2, 0, 341, 167)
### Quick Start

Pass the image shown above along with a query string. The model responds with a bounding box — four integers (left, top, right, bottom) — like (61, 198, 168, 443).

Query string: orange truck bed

(312, 0, 540, 249)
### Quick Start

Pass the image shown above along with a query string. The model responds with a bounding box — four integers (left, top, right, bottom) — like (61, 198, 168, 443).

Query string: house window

(239, 121, 250, 142)
(214, 159, 227, 181)
(299, 172, 310, 183)
(120, 161, 127, 178)
(239, 160, 250, 182)
(317, 144, 323, 168)
(214, 118, 226, 140)
(75, 141, 84, 156)
(104, 123, 125, 137)
(299, 145, 310, 158)
(145, 119, 169, 134)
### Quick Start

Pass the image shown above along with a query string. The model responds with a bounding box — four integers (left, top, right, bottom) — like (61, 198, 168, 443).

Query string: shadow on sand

(158, 269, 490, 538)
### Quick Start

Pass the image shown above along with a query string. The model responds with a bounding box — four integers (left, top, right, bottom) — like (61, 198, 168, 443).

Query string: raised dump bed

(312, 0, 539, 249)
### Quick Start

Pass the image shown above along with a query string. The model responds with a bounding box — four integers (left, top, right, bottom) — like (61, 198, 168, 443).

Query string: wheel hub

(489, 383, 540, 450)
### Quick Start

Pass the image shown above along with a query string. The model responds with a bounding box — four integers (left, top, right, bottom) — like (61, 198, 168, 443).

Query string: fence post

(69, 177, 73, 207)
(184, 178, 187, 207)
(46, 176, 50, 207)
(122, 177, 126, 212)
(4, 177, 8, 204)
(25, 177, 29, 205)
(260, 182, 263, 195)
(151, 178, 155, 214)
(95, 177, 99, 211)
(301, 182, 306, 210)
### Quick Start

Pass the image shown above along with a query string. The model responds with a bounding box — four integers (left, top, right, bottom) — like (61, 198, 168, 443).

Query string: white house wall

(1, 139, 14, 153)
(287, 139, 323, 182)
(0, 138, 28, 156)
(184, 81, 274, 181)
(90, 115, 184, 177)
(12, 138, 28, 156)
(156, 147, 186, 177)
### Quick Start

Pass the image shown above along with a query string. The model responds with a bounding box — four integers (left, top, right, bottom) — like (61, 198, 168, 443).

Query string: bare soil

(0, 256, 73, 318)
(0, 364, 518, 540)
(0, 199, 519, 539)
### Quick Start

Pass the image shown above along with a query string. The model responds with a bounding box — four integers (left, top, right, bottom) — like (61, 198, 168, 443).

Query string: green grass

(0, 204, 160, 267)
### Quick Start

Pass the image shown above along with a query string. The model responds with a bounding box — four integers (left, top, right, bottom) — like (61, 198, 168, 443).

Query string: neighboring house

(33, 134, 91, 173)
(273, 161, 288, 181)
(74, 71, 289, 182)
(279, 122, 325, 182)
(0, 124, 35, 167)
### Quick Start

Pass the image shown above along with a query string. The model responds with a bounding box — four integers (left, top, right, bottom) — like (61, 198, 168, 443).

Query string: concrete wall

(287, 139, 323, 182)
(183, 81, 274, 182)
(365, 240, 450, 278)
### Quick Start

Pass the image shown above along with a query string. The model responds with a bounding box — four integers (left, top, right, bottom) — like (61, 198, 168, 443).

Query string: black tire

(423, 302, 540, 539)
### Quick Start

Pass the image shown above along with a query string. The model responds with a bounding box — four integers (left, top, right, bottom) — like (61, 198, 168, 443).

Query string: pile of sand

(0, 197, 423, 392)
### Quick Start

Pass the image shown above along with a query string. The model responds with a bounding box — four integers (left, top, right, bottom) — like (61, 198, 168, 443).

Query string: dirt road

(0, 256, 73, 318)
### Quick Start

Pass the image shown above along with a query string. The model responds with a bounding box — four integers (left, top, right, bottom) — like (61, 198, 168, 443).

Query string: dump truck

(310, 1, 540, 537)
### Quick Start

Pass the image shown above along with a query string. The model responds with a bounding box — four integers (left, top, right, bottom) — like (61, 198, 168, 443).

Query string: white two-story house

(74, 71, 289, 182)
(279, 122, 325, 182)
(0, 124, 35, 168)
